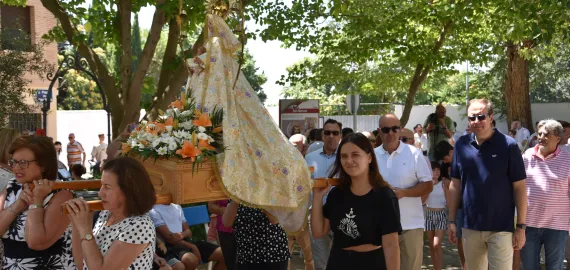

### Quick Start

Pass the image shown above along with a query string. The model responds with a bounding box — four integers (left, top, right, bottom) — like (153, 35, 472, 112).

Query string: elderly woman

(0, 128, 20, 266)
(0, 136, 75, 269)
(521, 119, 570, 270)
(65, 157, 156, 269)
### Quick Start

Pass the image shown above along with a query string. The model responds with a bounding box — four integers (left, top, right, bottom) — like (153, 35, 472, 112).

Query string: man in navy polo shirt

(447, 99, 528, 270)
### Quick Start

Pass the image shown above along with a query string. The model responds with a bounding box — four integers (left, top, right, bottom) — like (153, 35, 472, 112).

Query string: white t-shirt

(374, 142, 432, 230)
(426, 181, 446, 208)
(91, 142, 108, 162)
(149, 204, 187, 233)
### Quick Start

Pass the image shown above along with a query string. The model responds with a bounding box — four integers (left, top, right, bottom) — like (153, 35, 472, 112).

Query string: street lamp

(45, 50, 112, 144)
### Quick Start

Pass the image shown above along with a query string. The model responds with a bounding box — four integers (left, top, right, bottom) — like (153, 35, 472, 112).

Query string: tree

(242, 50, 267, 103)
(0, 38, 53, 127)
(259, 0, 495, 126)
(131, 13, 143, 74)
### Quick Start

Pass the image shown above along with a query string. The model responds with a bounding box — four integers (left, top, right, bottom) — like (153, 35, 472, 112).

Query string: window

(8, 113, 41, 133)
(0, 5, 32, 51)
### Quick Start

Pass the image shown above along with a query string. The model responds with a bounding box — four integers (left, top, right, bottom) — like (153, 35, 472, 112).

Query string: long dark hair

(329, 133, 390, 190)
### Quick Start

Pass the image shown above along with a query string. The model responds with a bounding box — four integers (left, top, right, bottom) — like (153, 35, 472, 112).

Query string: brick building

(1, 0, 58, 138)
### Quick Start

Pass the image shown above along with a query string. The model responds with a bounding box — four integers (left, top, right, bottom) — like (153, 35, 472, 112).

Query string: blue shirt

(450, 129, 526, 232)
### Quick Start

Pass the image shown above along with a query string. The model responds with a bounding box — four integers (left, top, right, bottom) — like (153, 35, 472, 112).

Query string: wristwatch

(28, 204, 43, 210)
(516, 224, 526, 230)
(81, 233, 94, 241)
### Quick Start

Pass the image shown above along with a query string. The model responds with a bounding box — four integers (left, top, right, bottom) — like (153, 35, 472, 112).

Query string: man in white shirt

(91, 133, 107, 175)
(511, 120, 531, 151)
(375, 114, 433, 270)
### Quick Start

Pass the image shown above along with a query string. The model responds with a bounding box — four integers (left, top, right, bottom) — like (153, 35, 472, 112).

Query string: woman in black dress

(312, 133, 402, 270)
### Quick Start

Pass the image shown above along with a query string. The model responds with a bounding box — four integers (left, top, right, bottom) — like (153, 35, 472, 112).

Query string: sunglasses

(400, 137, 409, 143)
(379, 126, 400, 134)
(323, 130, 340, 136)
(467, 114, 489, 122)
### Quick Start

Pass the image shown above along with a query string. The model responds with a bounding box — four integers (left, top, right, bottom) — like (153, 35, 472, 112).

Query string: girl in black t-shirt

(311, 133, 402, 270)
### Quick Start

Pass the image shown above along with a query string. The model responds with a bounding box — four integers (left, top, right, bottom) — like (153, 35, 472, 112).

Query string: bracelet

(28, 204, 44, 210)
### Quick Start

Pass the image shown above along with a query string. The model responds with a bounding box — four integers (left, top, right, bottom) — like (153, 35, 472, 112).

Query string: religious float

(51, 0, 340, 232)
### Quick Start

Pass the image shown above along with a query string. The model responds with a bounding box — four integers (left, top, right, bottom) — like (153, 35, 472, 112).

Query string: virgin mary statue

(186, 12, 311, 232)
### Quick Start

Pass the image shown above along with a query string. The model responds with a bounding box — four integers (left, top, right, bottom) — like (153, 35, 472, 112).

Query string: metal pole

(107, 111, 112, 144)
(352, 95, 357, 131)
(465, 61, 469, 106)
(42, 98, 48, 133)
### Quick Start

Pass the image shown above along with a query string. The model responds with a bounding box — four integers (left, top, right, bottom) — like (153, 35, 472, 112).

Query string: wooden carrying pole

(309, 166, 340, 188)
(61, 193, 172, 215)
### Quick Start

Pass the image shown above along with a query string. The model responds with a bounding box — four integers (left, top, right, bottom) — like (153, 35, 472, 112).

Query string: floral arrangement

(121, 92, 224, 168)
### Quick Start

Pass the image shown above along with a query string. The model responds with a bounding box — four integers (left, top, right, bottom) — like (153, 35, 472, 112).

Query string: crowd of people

(1, 97, 570, 270)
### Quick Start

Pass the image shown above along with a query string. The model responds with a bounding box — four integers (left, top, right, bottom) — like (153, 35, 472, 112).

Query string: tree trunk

(503, 41, 533, 132)
(400, 64, 430, 127)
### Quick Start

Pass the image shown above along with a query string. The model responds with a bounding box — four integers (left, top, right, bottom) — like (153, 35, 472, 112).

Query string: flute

(61, 193, 173, 214)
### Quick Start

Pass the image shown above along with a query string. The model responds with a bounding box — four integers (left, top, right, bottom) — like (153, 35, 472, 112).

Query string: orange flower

(169, 99, 184, 110)
(176, 140, 202, 161)
(164, 117, 174, 127)
(198, 139, 216, 151)
(193, 113, 212, 127)
(212, 126, 223, 133)
(121, 143, 132, 154)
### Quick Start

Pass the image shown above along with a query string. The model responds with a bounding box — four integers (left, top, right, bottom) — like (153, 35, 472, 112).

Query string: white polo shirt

(375, 142, 432, 230)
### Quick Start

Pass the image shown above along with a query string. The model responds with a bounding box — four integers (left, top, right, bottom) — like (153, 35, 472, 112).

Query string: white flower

(152, 139, 161, 148)
(173, 108, 181, 115)
(157, 146, 168, 155)
(148, 123, 155, 129)
(166, 126, 173, 132)
(166, 109, 174, 117)
(168, 141, 178, 151)
(198, 126, 206, 133)
(208, 136, 215, 143)
(141, 120, 148, 125)
(197, 132, 209, 140)
(179, 120, 193, 130)
(180, 110, 193, 117)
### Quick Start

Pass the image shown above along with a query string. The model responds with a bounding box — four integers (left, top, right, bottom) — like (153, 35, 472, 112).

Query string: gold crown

(205, 0, 239, 19)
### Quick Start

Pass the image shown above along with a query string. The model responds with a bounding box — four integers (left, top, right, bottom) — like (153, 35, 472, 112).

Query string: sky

(136, 6, 311, 106)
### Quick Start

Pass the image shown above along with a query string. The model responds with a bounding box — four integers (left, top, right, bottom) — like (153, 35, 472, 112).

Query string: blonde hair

(0, 128, 21, 164)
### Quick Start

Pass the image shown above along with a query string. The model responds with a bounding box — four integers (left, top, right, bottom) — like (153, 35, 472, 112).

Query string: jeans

(521, 227, 568, 270)
(309, 226, 332, 270)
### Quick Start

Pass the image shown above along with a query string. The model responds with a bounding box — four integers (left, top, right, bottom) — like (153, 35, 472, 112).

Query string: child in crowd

(423, 161, 448, 270)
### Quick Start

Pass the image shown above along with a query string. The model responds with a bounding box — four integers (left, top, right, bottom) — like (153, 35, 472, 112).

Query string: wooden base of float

(141, 158, 227, 204)
(45, 163, 340, 215)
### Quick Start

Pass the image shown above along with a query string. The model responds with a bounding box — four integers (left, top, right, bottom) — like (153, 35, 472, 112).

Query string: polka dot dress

(233, 205, 291, 264)
(84, 210, 155, 270)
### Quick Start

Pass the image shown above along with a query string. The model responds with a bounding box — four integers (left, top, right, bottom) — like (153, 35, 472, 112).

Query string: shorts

(425, 209, 447, 231)
(167, 237, 218, 262)
(152, 252, 180, 270)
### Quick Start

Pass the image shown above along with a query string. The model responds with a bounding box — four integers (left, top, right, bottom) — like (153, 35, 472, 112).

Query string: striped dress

(66, 141, 84, 166)
(523, 146, 570, 231)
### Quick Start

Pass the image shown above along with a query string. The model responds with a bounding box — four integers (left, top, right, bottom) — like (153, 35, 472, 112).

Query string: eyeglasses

(8, 159, 37, 169)
(467, 114, 489, 122)
(323, 130, 340, 136)
(379, 126, 400, 134)
(400, 137, 409, 143)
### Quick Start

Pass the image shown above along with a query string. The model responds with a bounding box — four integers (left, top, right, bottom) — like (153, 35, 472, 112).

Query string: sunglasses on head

(379, 126, 400, 134)
(467, 114, 489, 122)
(323, 130, 340, 136)
(400, 136, 409, 143)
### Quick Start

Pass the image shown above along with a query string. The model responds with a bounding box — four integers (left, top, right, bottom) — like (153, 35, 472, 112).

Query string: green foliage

(0, 37, 53, 126)
(131, 13, 143, 74)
